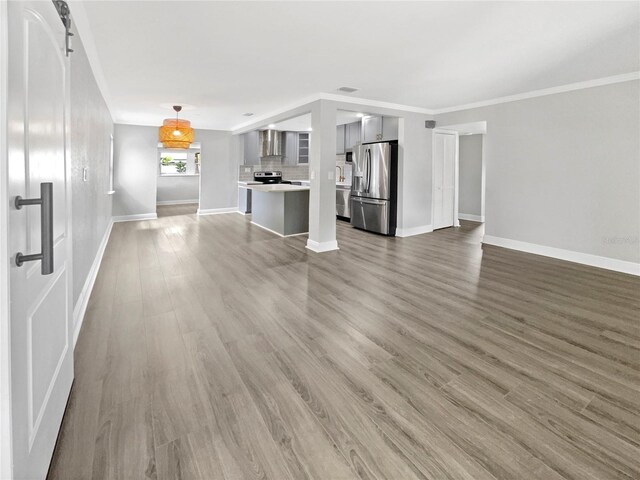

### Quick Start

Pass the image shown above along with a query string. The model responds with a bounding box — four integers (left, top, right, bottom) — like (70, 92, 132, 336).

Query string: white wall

(198, 129, 237, 212)
(113, 125, 235, 216)
(113, 124, 158, 217)
(435, 80, 640, 265)
(458, 134, 484, 219)
(69, 31, 113, 314)
(156, 176, 199, 204)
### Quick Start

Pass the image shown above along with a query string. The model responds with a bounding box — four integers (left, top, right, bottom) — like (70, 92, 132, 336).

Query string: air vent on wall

(337, 86, 359, 93)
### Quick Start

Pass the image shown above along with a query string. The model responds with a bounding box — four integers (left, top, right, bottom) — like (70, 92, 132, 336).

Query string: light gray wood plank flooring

(48, 204, 640, 480)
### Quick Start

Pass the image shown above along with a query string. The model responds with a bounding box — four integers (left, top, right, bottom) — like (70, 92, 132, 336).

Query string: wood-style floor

(48, 204, 640, 480)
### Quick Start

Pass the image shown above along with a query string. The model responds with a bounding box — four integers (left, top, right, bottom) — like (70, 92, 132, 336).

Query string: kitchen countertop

(246, 184, 311, 193)
(238, 181, 261, 186)
(298, 180, 352, 187)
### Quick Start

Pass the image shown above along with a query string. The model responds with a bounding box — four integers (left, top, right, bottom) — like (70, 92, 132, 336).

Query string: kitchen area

(238, 111, 399, 237)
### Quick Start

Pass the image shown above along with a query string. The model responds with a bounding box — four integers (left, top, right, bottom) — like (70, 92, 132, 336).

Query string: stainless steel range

(253, 171, 292, 184)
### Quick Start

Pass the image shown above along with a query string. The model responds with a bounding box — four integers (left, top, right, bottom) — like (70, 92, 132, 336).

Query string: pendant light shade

(159, 106, 194, 148)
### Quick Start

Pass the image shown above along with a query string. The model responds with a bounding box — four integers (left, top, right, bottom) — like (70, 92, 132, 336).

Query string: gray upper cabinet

(381, 116, 399, 142)
(346, 121, 361, 149)
(284, 132, 298, 165)
(298, 132, 310, 163)
(243, 131, 260, 165)
(361, 116, 398, 143)
(362, 115, 383, 143)
(336, 124, 346, 155)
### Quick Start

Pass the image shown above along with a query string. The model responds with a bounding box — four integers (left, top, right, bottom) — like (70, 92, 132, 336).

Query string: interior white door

(433, 132, 457, 230)
(7, 1, 74, 478)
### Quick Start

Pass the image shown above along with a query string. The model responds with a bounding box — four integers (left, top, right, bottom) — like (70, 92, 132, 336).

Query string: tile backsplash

(336, 154, 353, 184)
(238, 159, 309, 181)
(238, 156, 351, 183)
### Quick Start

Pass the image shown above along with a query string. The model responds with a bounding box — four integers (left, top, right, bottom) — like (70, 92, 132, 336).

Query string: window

(159, 147, 201, 176)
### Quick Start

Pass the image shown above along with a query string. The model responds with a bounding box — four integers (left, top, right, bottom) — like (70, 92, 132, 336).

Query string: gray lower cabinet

(238, 186, 251, 214)
(336, 186, 351, 218)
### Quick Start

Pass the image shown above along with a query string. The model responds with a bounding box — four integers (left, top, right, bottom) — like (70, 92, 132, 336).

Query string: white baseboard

(73, 219, 113, 347)
(459, 213, 485, 223)
(306, 239, 339, 252)
(483, 235, 640, 276)
(250, 221, 308, 238)
(156, 199, 198, 206)
(396, 224, 433, 238)
(197, 207, 238, 215)
(112, 213, 157, 222)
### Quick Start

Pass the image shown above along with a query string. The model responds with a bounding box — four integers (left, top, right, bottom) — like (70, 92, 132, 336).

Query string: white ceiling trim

(231, 94, 319, 133)
(231, 92, 435, 133)
(317, 93, 435, 115)
(225, 72, 640, 133)
(433, 72, 640, 115)
(437, 121, 488, 135)
(67, 0, 115, 122)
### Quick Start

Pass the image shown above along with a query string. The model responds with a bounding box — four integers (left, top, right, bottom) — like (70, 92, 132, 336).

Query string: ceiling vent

(337, 86, 359, 93)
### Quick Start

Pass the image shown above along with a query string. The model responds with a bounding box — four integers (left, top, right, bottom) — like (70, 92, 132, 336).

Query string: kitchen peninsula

(247, 184, 310, 236)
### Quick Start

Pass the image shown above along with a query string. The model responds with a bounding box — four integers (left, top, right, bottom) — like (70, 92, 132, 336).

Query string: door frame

(0, 0, 13, 477)
(431, 128, 460, 229)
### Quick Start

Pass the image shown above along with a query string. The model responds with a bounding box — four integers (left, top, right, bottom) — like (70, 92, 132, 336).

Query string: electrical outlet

(244, 167, 251, 173)
(83, 167, 88, 182)
(328, 171, 334, 180)
(311, 171, 316, 180)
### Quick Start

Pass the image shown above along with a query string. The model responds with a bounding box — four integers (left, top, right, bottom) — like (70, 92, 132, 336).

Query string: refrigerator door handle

(352, 197, 387, 206)
(365, 148, 372, 193)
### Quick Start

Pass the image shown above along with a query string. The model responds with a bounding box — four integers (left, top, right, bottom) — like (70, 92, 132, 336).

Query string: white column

(306, 100, 338, 252)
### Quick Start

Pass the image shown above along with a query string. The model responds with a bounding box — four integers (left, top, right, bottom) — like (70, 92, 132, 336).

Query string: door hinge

(52, 0, 74, 56)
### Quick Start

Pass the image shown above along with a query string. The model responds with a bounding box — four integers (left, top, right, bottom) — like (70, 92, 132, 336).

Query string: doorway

(156, 143, 201, 215)
(432, 130, 459, 230)
(458, 133, 485, 223)
(434, 121, 487, 231)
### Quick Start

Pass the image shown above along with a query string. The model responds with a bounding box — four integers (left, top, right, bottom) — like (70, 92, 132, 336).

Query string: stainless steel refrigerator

(350, 142, 398, 235)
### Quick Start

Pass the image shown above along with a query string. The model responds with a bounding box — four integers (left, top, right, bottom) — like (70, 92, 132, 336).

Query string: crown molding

(67, 0, 115, 122)
(433, 72, 640, 115)
(232, 73, 638, 133)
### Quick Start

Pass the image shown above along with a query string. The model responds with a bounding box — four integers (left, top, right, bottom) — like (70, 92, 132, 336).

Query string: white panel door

(7, 1, 73, 478)
(433, 132, 457, 230)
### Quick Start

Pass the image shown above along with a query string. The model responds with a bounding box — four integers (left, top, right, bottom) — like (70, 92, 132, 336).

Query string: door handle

(365, 149, 371, 193)
(14, 182, 54, 275)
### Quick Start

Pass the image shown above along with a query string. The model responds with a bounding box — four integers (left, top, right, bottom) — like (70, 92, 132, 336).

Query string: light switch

(311, 171, 316, 180)
(83, 167, 88, 182)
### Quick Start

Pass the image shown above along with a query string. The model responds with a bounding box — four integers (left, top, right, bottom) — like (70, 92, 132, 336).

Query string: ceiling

(71, 1, 640, 131)
(269, 111, 364, 131)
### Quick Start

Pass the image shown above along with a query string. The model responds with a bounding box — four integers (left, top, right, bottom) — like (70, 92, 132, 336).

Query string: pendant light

(159, 105, 194, 149)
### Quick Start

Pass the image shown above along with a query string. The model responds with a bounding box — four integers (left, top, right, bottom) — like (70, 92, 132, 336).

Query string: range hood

(259, 129, 284, 157)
